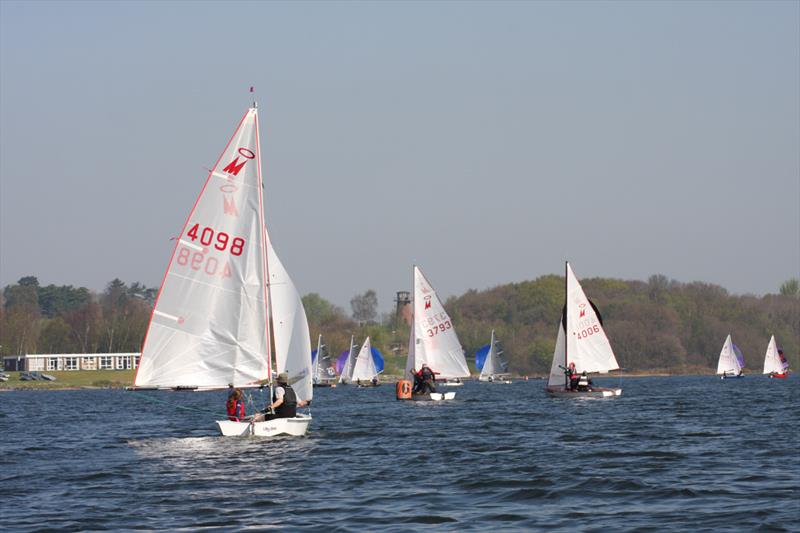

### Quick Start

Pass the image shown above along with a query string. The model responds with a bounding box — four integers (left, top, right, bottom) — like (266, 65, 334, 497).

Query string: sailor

(577, 371, 592, 392)
(565, 362, 579, 390)
(226, 388, 245, 421)
(255, 373, 306, 421)
(413, 363, 437, 394)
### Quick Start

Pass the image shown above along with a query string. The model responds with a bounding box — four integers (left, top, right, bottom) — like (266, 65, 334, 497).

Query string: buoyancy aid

(273, 384, 297, 418)
(227, 399, 245, 421)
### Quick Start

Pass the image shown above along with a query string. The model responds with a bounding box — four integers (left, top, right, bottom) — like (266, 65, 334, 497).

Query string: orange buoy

(396, 379, 412, 400)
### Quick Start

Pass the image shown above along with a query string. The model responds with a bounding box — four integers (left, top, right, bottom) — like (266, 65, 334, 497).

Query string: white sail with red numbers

(546, 262, 621, 397)
(405, 266, 470, 380)
(135, 108, 270, 390)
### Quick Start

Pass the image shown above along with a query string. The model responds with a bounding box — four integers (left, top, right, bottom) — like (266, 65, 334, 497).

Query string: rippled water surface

(1, 376, 798, 531)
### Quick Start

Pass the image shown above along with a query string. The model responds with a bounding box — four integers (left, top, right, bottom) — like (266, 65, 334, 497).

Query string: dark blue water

(1, 376, 798, 531)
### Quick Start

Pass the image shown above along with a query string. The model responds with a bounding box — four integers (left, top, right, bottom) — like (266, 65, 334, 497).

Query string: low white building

(2, 353, 140, 372)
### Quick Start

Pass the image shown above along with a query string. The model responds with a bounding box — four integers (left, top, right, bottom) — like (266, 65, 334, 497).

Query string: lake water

(1, 375, 798, 531)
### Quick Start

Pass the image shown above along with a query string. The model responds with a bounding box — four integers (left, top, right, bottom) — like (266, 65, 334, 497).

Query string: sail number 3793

(426, 320, 453, 337)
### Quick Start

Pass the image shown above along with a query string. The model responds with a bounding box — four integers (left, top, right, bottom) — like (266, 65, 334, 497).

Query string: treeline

(2, 275, 798, 375)
(0, 277, 156, 356)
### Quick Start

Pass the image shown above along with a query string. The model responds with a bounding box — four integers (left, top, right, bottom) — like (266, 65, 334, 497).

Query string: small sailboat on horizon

(402, 266, 470, 401)
(312, 334, 337, 387)
(476, 330, 512, 384)
(545, 262, 622, 398)
(717, 334, 745, 379)
(132, 103, 313, 437)
(763, 335, 789, 379)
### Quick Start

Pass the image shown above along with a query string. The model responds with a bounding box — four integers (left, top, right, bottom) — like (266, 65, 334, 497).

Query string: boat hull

(407, 391, 457, 401)
(720, 374, 744, 380)
(216, 414, 311, 437)
(313, 383, 337, 388)
(546, 386, 621, 398)
(768, 373, 788, 379)
(440, 381, 464, 387)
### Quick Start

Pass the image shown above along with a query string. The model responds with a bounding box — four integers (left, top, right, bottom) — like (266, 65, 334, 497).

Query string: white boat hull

(440, 381, 463, 387)
(216, 414, 312, 437)
(410, 392, 456, 401)
(546, 387, 621, 398)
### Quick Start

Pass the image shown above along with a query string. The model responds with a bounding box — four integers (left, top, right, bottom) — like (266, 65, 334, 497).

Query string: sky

(1, 0, 798, 313)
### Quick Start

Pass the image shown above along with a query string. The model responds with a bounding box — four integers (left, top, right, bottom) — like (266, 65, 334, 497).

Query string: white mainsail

(267, 237, 313, 402)
(135, 108, 270, 389)
(763, 335, 787, 375)
(404, 266, 470, 380)
(351, 337, 378, 382)
(478, 330, 508, 380)
(565, 262, 619, 375)
(717, 334, 743, 375)
(339, 336, 356, 384)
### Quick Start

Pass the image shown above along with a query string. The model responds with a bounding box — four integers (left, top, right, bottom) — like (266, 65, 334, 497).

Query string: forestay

(135, 109, 270, 389)
(565, 262, 619, 375)
(351, 337, 379, 381)
(405, 266, 470, 380)
(763, 335, 787, 374)
(717, 334, 744, 375)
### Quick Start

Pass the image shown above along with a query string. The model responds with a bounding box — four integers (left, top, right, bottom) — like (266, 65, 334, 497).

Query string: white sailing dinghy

(351, 336, 381, 386)
(477, 330, 512, 383)
(338, 335, 357, 385)
(763, 335, 789, 379)
(546, 262, 622, 398)
(133, 104, 313, 437)
(403, 266, 470, 401)
(717, 334, 745, 379)
(312, 334, 337, 387)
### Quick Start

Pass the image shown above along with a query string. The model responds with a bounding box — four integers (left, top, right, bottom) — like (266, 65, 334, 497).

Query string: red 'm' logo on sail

(424, 296, 432, 309)
(222, 148, 255, 176)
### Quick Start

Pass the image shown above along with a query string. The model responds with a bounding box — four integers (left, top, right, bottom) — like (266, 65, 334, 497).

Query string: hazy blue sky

(1, 0, 798, 312)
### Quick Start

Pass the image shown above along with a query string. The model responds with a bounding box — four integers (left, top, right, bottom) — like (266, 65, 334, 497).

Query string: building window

(64, 357, 77, 371)
(82, 357, 96, 370)
(48, 358, 58, 371)
(134, 355, 140, 369)
(116, 356, 130, 370)
(99, 356, 113, 370)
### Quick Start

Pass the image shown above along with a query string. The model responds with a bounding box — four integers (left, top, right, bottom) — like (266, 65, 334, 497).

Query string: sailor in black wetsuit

(412, 363, 437, 394)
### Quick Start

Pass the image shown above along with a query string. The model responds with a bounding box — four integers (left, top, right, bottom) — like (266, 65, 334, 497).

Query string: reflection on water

(1, 376, 798, 531)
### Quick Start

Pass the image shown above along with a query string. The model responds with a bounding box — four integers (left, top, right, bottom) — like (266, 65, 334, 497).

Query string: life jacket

(227, 399, 244, 421)
(420, 367, 435, 381)
(273, 384, 297, 418)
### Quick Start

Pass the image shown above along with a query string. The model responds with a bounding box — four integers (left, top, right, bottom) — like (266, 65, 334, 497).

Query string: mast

(564, 261, 568, 369)
(254, 104, 275, 390)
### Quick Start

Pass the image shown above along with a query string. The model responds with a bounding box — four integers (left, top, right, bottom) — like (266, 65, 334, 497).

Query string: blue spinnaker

(475, 344, 491, 371)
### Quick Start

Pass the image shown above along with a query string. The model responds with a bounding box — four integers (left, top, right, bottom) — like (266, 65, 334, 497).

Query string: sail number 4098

(186, 224, 245, 256)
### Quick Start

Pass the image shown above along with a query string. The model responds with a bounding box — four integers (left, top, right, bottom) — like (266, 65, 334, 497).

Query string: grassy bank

(0, 370, 135, 390)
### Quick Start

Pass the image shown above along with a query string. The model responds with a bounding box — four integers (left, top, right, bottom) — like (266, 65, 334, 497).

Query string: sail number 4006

(427, 320, 452, 337)
(186, 224, 245, 256)
(576, 325, 601, 339)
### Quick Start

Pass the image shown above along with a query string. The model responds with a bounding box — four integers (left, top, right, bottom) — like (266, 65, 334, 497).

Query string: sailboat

(762, 335, 789, 379)
(133, 103, 313, 437)
(337, 336, 357, 385)
(351, 337, 382, 386)
(311, 335, 337, 387)
(717, 334, 745, 379)
(402, 266, 470, 401)
(476, 330, 512, 383)
(546, 262, 622, 398)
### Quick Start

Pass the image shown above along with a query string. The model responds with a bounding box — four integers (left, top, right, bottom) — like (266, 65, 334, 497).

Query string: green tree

(350, 290, 378, 323)
(779, 278, 799, 298)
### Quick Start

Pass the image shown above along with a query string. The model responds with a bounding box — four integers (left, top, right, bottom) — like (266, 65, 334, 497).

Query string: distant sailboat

(338, 336, 357, 385)
(476, 330, 512, 383)
(717, 334, 745, 379)
(763, 335, 789, 379)
(133, 104, 313, 437)
(402, 266, 470, 401)
(546, 262, 622, 398)
(312, 335, 337, 387)
(351, 337, 382, 386)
